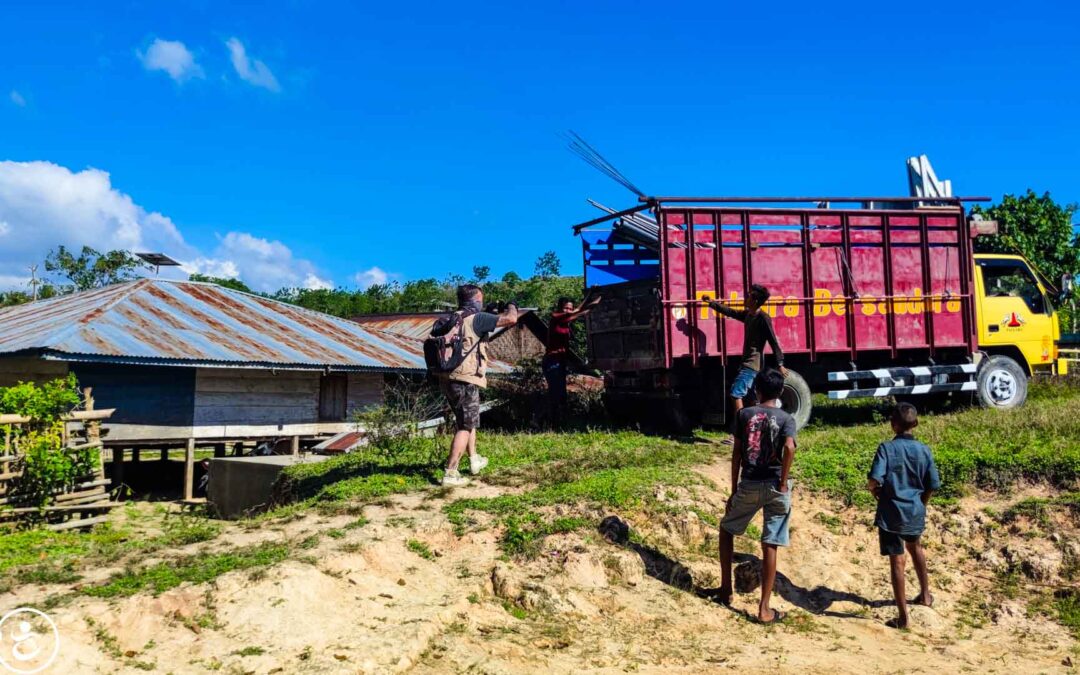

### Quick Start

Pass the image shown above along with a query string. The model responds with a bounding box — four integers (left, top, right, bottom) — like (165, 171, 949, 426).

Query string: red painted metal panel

(657, 205, 975, 365)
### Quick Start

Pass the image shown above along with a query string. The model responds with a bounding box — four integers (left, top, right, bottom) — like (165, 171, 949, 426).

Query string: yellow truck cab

(973, 254, 1068, 397)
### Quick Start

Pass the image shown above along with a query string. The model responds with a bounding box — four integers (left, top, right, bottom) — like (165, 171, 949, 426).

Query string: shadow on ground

(598, 515, 891, 619)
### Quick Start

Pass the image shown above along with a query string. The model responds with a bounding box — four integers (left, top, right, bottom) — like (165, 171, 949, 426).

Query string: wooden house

(0, 279, 513, 448)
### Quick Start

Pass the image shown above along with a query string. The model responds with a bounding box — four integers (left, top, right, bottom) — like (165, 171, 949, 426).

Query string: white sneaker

(469, 455, 489, 475)
(441, 470, 470, 487)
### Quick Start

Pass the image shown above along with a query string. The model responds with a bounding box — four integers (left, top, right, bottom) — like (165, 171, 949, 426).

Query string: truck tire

(975, 355, 1028, 409)
(780, 369, 813, 430)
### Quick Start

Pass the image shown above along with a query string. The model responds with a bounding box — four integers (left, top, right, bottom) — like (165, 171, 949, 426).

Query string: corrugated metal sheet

(0, 279, 512, 373)
(352, 311, 537, 341)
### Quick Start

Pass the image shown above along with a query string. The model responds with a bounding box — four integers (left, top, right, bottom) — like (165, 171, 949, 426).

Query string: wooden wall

(0, 357, 387, 442)
(0, 357, 68, 388)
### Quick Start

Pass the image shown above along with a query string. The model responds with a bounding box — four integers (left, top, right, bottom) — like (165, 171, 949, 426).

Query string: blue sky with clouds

(1, 1, 1078, 293)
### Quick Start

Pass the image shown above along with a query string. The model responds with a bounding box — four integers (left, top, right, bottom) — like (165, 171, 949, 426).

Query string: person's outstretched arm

(705, 296, 748, 321)
(495, 303, 520, 328)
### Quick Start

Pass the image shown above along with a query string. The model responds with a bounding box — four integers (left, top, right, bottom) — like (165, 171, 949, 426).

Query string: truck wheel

(976, 355, 1028, 409)
(780, 369, 813, 430)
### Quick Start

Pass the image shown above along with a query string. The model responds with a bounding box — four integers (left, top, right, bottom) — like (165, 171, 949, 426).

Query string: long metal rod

(643, 196, 989, 204)
(572, 203, 652, 232)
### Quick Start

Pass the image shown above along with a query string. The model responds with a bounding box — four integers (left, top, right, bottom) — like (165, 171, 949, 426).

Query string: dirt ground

(3, 456, 1077, 674)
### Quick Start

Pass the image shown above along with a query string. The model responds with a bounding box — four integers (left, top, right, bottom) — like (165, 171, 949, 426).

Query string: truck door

(974, 257, 1056, 370)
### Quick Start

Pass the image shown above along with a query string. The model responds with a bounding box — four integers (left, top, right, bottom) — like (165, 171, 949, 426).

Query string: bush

(0, 375, 96, 510)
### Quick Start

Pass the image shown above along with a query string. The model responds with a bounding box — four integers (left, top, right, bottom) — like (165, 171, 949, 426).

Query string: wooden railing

(0, 388, 116, 531)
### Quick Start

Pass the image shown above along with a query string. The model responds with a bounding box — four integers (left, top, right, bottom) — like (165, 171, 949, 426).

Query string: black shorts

(878, 529, 921, 556)
(441, 379, 480, 431)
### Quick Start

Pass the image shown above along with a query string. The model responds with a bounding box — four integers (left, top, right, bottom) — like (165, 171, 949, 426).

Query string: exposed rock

(602, 550, 644, 587)
(563, 552, 609, 589)
(1003, 543, 1062, 582)
(492, 563, 521, 601)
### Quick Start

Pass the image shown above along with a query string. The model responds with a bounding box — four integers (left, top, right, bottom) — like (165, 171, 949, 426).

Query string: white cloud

(139, 38, 203, 82)
(9, 90, 26, 107)
(353, 266, 390, 289)
(225, 38, 280, 92)
(0, 161, 331, 294)
(184, 232, 330, 292)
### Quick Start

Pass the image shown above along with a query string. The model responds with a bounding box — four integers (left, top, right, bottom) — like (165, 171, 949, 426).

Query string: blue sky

(1, 1, 1078, 292)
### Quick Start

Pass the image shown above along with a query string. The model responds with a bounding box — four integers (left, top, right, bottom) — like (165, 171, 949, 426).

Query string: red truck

(576, 196, 1069, 431)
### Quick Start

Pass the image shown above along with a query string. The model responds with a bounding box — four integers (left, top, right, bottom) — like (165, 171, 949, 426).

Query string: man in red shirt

(543, 294, 600, 424)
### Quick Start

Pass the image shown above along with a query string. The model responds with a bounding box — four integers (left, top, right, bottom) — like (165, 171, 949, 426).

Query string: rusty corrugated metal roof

(352, 310, 538, 341)
(0, 279, 512, 373)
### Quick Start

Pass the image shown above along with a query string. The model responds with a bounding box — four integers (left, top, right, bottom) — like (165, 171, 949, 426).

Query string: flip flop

(885, 617, 909, 629)
(756, 609, 785, 625)
(912, 593, 935, 608)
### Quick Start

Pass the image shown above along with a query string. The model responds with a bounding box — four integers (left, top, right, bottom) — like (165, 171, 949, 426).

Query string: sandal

(756, 609, 785, 625)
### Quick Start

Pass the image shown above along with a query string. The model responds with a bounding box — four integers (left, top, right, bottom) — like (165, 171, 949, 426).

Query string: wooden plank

(66, 440, 104, 451)
(46, 515, 109, 531)
(184, 437, 195, 501)
(0, 470, 23, 481)
(0, 502, 114, 516)
(54, 488, 107, 503)
(196, 376, 321, 394)
(0, 414, 31, 424)
(62, 409, 115, 422)
(194, 391, 318, 408)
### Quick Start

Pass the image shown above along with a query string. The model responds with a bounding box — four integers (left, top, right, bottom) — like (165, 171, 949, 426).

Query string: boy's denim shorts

(878, 529, 921, 556)
(721, 478, 793, 546)
(729, 366, 758, 400)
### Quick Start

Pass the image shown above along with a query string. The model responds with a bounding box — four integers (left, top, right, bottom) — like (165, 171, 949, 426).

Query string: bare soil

(3, 459, 1076, 674)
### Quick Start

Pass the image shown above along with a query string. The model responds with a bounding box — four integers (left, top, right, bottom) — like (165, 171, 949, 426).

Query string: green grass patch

(406, 539, 435, 560)
(796, 383, 1080, 506)
(83, 542, 289, 598)
(998, 492, 1080, 527)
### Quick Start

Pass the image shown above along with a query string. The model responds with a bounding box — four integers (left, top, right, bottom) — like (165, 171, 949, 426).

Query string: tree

(973, 190, 1080, 285)
(44, 245, 150, 292)
(534, 251, 561, 278)
(188, 273, 254, 294)
(471, 265, 490, 283)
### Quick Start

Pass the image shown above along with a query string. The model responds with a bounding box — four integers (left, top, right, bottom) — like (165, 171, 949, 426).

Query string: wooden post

(291, 435, 300, 456)
(132, 448, 141, 464)
(113, 448, 124, 490)
(214, 443, 226, 458)
(160, 448, 169, 462)
(183, 438, 195, 501)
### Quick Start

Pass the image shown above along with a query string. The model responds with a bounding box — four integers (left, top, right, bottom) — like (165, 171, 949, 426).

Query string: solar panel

(135, 253, 181, 270)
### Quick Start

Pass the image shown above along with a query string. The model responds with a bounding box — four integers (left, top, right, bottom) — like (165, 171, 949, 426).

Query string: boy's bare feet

(885, 616, 909, 629)
(912, 591, 934, 607)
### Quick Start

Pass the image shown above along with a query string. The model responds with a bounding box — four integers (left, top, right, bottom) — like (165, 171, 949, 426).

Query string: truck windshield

(978, 259, 1048, 314)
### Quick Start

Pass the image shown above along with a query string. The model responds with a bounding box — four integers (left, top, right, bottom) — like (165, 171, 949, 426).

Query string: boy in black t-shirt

(716, 369, 797, 624)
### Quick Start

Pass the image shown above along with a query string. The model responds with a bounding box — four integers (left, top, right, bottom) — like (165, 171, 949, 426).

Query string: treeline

(1, 247, 587, 321)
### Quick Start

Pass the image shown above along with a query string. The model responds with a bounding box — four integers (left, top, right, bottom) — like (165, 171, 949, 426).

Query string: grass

(795, 382, 1080, 506)
(82, 542, 289, 598)
(406, 539, 435, 560)
(997, 492, 1080, 527)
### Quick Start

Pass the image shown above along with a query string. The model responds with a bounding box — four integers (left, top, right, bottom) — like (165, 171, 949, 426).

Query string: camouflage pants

(442, 379, 480, 431)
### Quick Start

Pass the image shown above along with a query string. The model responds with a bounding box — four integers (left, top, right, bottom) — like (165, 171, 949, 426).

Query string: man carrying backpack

(431, 284, 519, 487)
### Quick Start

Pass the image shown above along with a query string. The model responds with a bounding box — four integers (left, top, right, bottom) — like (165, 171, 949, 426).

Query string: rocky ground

(3, 456, 1077, 674)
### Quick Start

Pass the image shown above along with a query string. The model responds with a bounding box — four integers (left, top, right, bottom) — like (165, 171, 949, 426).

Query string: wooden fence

(0, 388, 116, 531)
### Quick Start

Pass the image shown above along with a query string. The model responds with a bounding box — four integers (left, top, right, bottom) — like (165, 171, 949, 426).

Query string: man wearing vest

(441, 284, 519, 487)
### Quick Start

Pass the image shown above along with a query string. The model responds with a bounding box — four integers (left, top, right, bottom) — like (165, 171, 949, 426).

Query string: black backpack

(423, 310, 482, 375)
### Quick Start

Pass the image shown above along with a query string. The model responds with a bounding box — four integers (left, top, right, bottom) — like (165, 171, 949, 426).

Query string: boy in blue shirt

(867, 402, 941, 629)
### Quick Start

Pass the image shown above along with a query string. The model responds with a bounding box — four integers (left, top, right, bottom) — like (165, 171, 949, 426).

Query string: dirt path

(5, 461, 1076, 674)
